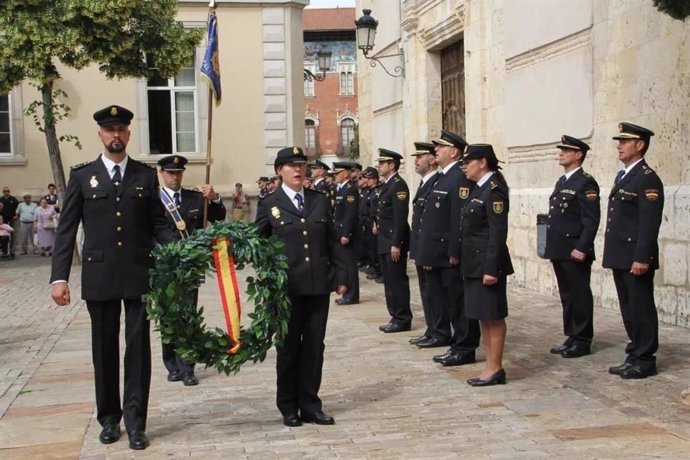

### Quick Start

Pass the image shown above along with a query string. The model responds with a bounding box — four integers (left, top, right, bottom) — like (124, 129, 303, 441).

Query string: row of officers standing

(295, 121, 664, 386)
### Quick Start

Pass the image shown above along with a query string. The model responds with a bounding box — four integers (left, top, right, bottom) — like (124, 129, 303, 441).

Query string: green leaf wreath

(145, 221, 291, 375)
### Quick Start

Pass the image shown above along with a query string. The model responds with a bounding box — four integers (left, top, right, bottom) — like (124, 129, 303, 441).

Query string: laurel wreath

(144, 221, 291, 375)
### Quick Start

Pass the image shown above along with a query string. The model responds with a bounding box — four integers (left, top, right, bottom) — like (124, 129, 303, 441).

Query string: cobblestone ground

(2, 255, 690, 459)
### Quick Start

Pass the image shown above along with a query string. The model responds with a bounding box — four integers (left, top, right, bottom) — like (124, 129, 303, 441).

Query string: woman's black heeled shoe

(467, 368, 506, 387)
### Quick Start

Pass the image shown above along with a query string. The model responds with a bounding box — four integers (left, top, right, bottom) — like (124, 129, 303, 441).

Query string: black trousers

(416, 265, 433, 337)
(0, 235, 10, 255)
(428, 266, 480, 352)
(341, 241, 359, 302)
(87, 298, 151, 433)
(161, 289, 199, 375)
(379, 252, 411, 325)
(277, 294, 330, 416)
(612, 269, 658, 364)
(552, 260, 594, 345)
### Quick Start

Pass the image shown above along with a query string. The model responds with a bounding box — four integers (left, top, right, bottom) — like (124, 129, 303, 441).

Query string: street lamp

(304, 50, 332, 82)
(354, 9, 404, 78)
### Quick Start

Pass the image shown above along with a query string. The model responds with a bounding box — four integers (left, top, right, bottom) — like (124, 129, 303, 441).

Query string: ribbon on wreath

(212, 236, 242, 354)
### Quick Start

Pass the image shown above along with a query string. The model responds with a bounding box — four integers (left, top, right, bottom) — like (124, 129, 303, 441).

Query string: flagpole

(203, 0, 217, 228)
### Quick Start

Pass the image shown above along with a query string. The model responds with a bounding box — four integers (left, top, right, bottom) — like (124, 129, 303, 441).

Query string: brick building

(303, 8, 358, 161)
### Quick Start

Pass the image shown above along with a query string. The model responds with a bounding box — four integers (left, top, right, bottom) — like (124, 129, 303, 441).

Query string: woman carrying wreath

(460, 144, 514, 386)
(255, 147, 347, 427)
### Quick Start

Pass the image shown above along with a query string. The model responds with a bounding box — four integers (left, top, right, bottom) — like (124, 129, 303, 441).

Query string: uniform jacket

(602, 160, 664, 270)
(333, 180, 359, 240)
(50, 156, 175, 300)
(410, 172, 439, 260)
(416, 163, 474, 267)
(460, 175, 514, 278)
(545, 169, 601, 261)
(375, 173, 410, 254)
(164, 188, 226, 239)
(258, 187, 269, 200)
(313, 178, 333, 206)
(255, 187, 347, 296)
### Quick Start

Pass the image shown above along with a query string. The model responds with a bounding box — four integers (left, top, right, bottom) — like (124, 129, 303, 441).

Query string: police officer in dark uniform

(408, 142, 440, 345)
(546, 135, 601, 358)
(257, 176, 270, 200)
(357, 167, 375, 273)
(333, 161, 360, 305)
(417, 130, 480, 367)
(311, 160, 333, 205)
(603, 122, 664, 379)
(50, 105, 175, 450)
(255, 147, 347, 427)
(461, 144, 513, 386)
(362, 167, 383, 281)
(157, 154, 226, 385)
(374, 149, 412, 333)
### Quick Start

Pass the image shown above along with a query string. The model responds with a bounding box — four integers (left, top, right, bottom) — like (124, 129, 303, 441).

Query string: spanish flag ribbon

(212, 236, 241, 354)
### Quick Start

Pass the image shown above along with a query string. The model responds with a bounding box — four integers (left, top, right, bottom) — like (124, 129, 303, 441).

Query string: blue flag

(201, 9, 221, 102)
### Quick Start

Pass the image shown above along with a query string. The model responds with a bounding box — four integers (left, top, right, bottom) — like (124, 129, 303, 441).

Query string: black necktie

(294, 193, 304, 214)
(556, 175, 566, 189)
(615, 170, 625, 184)
(112, 165, 121, 186)
(173, 192, 181, 207)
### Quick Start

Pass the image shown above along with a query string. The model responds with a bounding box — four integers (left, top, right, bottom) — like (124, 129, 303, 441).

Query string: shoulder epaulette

(583, 172, 593, 178)
(394, 176, 401, 182)
(490, 180, 498, 190)
(71, 162, 89, 170)
(643, 165, 655, 175)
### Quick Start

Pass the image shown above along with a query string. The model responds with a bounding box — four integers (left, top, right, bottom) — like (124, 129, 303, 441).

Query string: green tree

(0, 0, 204, 193)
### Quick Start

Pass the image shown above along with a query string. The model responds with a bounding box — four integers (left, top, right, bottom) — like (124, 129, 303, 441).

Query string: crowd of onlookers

(0, 184, 61, 259)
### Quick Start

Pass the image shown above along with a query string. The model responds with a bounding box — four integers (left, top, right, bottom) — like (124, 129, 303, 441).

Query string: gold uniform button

(302, 231, 308, 236)
(304, 244, 309, 249)
(116, 211, 122, 217)
(117, 242, 123, 247)
(116, 197, 121, 202)
(117, 227, 122, 232)
(87, 257, 92, 262)
(305, 257, 310, 262)
(300, 218, 306, 223)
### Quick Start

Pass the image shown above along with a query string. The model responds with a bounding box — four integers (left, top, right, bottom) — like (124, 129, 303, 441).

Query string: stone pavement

(2, 255, 690, 459)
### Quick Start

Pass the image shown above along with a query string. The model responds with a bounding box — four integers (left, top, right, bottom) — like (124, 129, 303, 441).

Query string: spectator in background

(230, 182, 249, 222)
(1, 187, 19, 228)
(34, 197, 58, 256)
(15, 193, 38, 255)
(0, 215, 14, 259)
(44, 183, 60, 213)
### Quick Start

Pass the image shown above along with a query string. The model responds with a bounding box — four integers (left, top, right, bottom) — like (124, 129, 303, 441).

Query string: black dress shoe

(608, 361, 634, 375)
(432, 350, 453, 363)
(619, 364, 657, 380)
(467, 369, 507, 387)
(416, 337, 448, 348)
(182, 372, 199, 386)
(167, 370, 181, 382)
(301, 410, 335, 425)
(336, 298, 359, 306)
(374, 276, 384, 284)
(378, 321, 393, 331)
(128, 430, 149, 450)
(99, 423, 121, 444)
(409, 335, 429, 344)
(549, 339, 573, 354)
(440, 352, 477, 367)
(381, 322, 411, 333)
(282, 412, 302, 427)
(560, 345, 591, 359)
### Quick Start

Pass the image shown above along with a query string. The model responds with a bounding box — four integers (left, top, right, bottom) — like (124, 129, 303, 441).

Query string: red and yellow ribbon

(212, 236, 241, 354)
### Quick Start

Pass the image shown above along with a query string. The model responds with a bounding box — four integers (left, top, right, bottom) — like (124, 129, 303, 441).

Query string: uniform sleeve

(391, 179, 409, 247)
(50, 169, 83, 283)
(634, 172, 664, 264)
(342, 184, 359, 238)
(208, 199, 227, 223)
(323, 194, 348, 286)
(575, 176, 601, 255)
(484, 186, 509, 276)
(151, 173, 177, 245)
(254, 196, 272, 238)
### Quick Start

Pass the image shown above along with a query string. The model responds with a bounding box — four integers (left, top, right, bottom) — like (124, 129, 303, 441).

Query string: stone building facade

(356, 0, 690, 326)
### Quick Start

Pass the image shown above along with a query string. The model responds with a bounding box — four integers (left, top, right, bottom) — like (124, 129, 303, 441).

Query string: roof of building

(303, 8, 355, 32)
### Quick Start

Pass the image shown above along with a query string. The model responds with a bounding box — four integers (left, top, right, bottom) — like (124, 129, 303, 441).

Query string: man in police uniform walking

(333, 161, 360, 305)
(374, 149, 412, 333)
(311, 160, 333, 205)
(603, 122, 664, 379)
(157, 154, 226, 386)
(545, 135, 600, 358)
(408, 142, 440, 344)
(50, 105, 175, 450)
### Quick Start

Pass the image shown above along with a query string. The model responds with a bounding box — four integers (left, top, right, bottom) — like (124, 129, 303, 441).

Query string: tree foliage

(0, 0, 204, 191)
(652, 0, 690, 21)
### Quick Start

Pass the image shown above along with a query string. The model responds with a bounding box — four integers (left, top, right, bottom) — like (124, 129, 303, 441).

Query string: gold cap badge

(293, 147, 299, 154)
(173, 156, 179, 164)
(110, 106, 118, 116)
